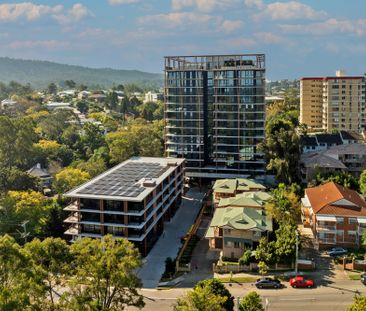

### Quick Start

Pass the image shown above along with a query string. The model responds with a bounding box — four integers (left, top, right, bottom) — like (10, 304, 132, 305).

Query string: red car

(289, 276, 314, 288)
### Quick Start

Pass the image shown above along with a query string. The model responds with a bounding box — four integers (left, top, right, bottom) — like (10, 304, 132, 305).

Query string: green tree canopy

(64, 235, 144, 311)
(53, 167, 90, 194)
(194, 278, 234, 311)
(174, 285, 227, 311)
(239, 291, 264, 311)
(348, 295, 366, 311)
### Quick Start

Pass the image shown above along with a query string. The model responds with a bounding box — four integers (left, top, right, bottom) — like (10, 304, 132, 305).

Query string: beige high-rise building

(300, 71, 365, 132)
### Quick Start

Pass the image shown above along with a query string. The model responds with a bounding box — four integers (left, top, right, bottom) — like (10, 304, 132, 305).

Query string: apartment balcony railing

(64, 201, 78, 212)
(317, 225, 336, 231)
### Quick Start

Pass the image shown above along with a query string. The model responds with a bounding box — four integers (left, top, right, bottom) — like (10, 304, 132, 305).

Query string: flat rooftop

(65, 157, 185, 202)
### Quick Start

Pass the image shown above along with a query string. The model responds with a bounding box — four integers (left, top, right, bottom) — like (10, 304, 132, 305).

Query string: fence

(175, 199, 206, 272)
(213, 262, 294, 273)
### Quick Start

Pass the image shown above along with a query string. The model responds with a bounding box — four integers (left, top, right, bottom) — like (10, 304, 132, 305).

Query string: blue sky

(0, 0, 366, 79)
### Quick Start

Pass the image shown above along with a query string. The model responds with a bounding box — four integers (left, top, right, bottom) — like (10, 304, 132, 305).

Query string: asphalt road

(128, 279, 366, 311)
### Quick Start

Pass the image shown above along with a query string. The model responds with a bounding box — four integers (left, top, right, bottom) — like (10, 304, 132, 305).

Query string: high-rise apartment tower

(164, 54, 266, 179)
(300, 71, 365, 132)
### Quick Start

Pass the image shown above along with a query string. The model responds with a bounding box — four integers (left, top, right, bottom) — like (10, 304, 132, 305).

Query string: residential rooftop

(218, 191, 272, 208)
(213, 178, 266, 194)
(65, 157, 185, 202)
(301, 152, 346, 169)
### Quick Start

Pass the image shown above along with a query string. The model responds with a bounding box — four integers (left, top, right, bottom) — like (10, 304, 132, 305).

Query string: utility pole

(18, 220, 30, 244)
(295, 230, 299, 274)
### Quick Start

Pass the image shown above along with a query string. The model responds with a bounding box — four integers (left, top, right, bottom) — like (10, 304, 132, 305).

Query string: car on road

(327, 247, 348, 257)
(361, 273, 366, 285)
(289, 276, 314, 288)
(255, 277, 282, 289)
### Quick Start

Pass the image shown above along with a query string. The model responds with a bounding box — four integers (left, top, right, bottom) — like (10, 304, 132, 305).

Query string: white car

(327, 247, 347, 257)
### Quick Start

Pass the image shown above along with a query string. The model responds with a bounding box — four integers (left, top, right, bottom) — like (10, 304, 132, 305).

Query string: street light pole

(295, 230, 299, 274)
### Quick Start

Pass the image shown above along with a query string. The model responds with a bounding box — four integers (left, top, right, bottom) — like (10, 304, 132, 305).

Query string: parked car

(361, 273, 366, 285)
(289, 276, 314, 288)
(255, 277, 282, 289)
(327, 247, 348, 257)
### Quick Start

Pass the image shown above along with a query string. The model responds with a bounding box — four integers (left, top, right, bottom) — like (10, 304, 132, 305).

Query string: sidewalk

(137, 188, 205, 288)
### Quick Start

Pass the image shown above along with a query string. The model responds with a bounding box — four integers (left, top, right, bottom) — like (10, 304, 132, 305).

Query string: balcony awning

(316, 215, 337, 222)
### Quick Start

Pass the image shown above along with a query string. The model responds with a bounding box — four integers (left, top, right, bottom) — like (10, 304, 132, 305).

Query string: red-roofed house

(301, 182, 366, 249)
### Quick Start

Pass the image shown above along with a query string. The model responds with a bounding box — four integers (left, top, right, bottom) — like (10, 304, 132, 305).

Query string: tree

(47, 83, 57, 95)
(274, 224, 297, 263)
(313, 171, 359, 191)
(42, 201, 66, 238)
(265, 183, 301, 225)
(257, 261, 268, 275)
(79, 122, 106, 159)
(239, 292, 264, 311)
(77, 157, 107, 178)
(194, 279, 234, 311)
(64, 80, 76, 89)
(64, 235, 144, 311)
(107, 91, 119, 111)
(348, 295, 366, 311)
(4, 190, 51, 240)
(239, 249, 252, 266)
(0, 167, 39, 193)
(76, 100, 89, 114)
(255, 237, 275, 265)
(24, 237, 72, 309)
(0, 235, 43, 310)
(258, 104, 302, 185)
(174, 286, 227, 311)
(53, 167, 90, 194)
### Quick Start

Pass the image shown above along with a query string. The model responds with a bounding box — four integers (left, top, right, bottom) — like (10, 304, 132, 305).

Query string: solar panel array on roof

(75, 162, 169, 198)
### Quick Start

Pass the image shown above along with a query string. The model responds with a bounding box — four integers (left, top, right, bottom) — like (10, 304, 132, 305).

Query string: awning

(316, 215, 337, 222)
(358, 218, 366, 224)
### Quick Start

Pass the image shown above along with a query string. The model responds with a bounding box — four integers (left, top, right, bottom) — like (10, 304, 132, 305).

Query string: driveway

(137, 188, 206, 288)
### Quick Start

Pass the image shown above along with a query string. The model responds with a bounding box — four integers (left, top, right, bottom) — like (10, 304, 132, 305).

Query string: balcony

(317, 225, 336, 231)
(64, 224, 80, 235)
(64, 213, 79, 224)
(64, 201, 78, 212)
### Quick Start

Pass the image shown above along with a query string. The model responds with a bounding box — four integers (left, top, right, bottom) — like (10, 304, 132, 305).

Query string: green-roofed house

(206, 191, 272, 259)
(213, 178, 266, 207)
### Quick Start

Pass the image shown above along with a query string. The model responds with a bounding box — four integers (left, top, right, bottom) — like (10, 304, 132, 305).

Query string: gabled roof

(316, 133, 342, 145)
(323, 143, 366, 156)
(305, 182, 366, 216)
(213, 178, 266, 193)
(301, 136, 317, 147)
(27, 164, 51, 178)
(208, 207, 272, 232)
(300, 152, 346, 169)
(340, 131, 363, 141)
(218, 191, 272, 208)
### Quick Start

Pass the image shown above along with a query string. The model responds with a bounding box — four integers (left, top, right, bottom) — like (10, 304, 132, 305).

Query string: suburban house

(300, 152, 347, 183)
(301, 182, 366, 249)
(322, 143, 366, 177)
(206, 188, 272, 259)
(27, 163, 52, 188)
(301, 131, 364, 153)
(213, 178, 266, 207)
(64, 157, 185, 256)
(300, 143, 366, 182)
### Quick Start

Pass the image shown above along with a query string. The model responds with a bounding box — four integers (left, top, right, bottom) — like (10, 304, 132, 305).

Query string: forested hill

(0, 57, 163, 89)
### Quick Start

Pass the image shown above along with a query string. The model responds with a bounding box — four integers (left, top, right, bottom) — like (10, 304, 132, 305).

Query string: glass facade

(164, 54, 266, 178)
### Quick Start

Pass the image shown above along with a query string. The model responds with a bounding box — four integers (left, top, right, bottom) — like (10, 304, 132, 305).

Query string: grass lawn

(216, 276, 257, 283)
(348, 273, 361, 280)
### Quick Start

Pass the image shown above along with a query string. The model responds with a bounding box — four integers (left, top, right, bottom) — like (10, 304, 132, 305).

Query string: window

(349, 218, 357, 224)
(234, 241, 240, 248)
(336, 217, 344, 224)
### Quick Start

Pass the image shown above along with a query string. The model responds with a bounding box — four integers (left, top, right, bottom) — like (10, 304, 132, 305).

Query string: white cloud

(139, 12, 243, 33)
(172, 0, 239, 12)
(220, 20, 244, 33)
(224, 32, 286, 47)
(253, 1, 327, 21)
(0, 2, 63, 22)
(108, 0, 141, 5)
(244, 0, 264, 9)
(8, 40, 69, 50)
(54, 3, 92, 25)
(280, 18, 366, 36)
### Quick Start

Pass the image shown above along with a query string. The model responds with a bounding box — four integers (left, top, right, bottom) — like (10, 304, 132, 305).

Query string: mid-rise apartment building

(300, 71, 365, 132)
(64, 157, 185, 256)
(164, 54, 266, 179)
